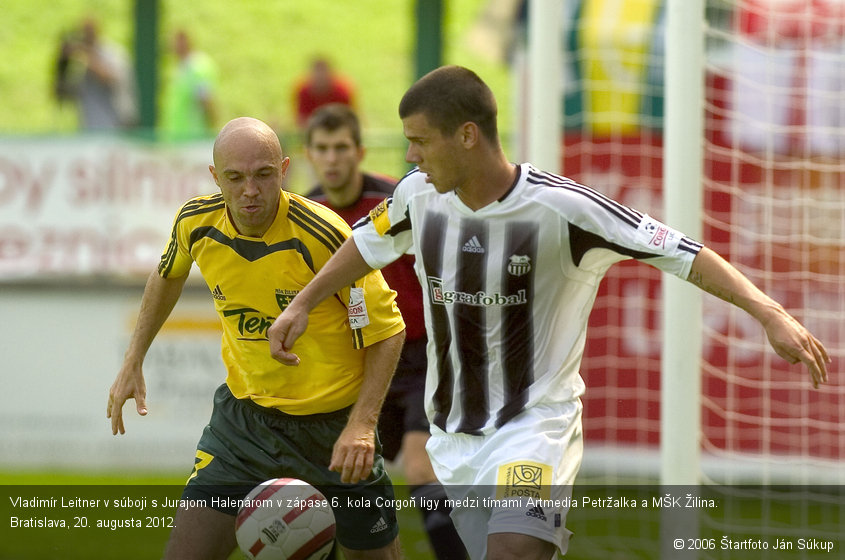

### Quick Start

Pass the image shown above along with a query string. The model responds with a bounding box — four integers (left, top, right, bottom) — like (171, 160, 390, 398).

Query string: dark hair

(305, 103, 362, 146)
(398, 65, 499, 143)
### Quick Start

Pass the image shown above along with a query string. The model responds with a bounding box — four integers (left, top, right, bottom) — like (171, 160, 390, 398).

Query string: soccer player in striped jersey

(107, 117, 405, 560)
(268, 67, 829, 559)
(304, 103, 466, 560)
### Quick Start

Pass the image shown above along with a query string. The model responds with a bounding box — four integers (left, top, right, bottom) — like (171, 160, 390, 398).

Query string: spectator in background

(294, 57, 355, 129)
(53, 17, 138, 131)
(160, 29, 219, 142)
(304, 104, 467, 560)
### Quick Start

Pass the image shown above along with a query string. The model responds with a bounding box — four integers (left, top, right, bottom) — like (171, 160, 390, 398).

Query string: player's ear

(459, 122, 479, 149)
(209, 164, 219, 186)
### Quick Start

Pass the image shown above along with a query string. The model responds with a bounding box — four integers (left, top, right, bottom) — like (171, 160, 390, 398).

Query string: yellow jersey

(157, 190, 405, 414)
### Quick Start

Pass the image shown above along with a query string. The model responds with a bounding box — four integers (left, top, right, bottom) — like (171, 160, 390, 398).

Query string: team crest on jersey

(275, 289, 298, 311)
(507, 255, 531, 277)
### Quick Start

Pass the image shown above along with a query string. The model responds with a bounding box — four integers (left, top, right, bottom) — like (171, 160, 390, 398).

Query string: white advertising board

(0, 136, 214, 279)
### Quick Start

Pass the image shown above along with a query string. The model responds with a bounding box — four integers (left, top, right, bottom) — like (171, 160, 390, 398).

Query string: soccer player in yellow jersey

(107, 117, 405, 560)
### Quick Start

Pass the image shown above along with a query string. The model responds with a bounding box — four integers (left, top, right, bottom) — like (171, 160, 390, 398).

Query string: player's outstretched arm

(687, 247, 830, 388)
(107, 269, 188, 435)
(330, 329, 405, 483)
(268, 238, 374, 365)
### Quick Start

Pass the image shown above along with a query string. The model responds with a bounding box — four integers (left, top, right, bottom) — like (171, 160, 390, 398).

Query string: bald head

(213, 117, 283, 168)
(209, 117, 290, 237)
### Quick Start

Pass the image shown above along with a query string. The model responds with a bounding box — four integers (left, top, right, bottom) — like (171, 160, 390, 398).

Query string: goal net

(516, 1, 844, 556)
(540, 0, 844, 484)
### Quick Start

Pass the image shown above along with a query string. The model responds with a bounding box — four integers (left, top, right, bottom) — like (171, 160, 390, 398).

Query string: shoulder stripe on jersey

(526, 169, 643, 229)
(187, 226, 315, 271)
(351, 198, 413, 238)
(288, 199, 346, 253)
(350, 196, 392, 230)
(158, 196, 225, 276)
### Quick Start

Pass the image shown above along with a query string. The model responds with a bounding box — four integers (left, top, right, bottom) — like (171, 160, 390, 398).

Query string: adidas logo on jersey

(462, 235, 485, 253)
(526, 506, 547, 522)
(370, 517, 389, 534)
(211, 284, 226, 301)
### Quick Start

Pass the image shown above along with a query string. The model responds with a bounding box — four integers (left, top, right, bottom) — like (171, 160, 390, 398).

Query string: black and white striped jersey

(353, 163, 702, 435)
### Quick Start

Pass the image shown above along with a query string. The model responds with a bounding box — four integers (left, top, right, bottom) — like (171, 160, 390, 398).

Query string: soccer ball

(235, 478, 336, 560)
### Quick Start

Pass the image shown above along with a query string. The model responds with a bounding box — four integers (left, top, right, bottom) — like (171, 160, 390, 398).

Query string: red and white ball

(235, 478, 336, 560)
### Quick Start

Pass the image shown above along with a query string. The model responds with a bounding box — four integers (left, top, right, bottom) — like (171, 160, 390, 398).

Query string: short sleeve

(157, 204, 194, 278)
(352, 179, 415, 270)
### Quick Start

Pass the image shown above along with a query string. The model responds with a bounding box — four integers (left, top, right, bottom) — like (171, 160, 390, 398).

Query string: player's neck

(323, 173, 364, 209)
(456, 155, 516, 211)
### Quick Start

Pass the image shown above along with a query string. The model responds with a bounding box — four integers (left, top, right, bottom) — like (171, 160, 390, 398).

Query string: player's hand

(329, 423, 376, 484)
(762, 308, 830, 389)
(107, 364, 148, 435)
(268, 304, 309, 366)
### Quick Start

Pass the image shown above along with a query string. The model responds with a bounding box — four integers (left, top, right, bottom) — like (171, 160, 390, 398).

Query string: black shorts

(182, 384, 399, 550)
(378, 336, 430, 461)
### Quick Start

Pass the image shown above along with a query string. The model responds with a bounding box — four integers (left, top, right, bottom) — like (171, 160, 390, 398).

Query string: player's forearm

(687, 247, 783, 325)
(293, 238, 374, 314)
(346, 330, 405, 430)
(123, 270, 188, 364)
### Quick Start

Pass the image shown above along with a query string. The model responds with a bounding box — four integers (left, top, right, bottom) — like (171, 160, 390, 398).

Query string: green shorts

(182, 384, 399, 550)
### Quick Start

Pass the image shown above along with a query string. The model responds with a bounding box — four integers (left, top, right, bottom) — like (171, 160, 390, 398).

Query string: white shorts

(426, 399, 583, 559)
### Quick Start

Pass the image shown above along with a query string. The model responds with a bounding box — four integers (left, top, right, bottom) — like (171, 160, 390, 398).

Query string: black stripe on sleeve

(351, 325, 364, 350)
(351, 198, 413, 238)
(288, 199, 346, 252)
(158, 196, 225, 277)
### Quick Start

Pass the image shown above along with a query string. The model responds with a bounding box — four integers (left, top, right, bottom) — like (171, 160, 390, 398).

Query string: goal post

(660, 0, 705, 487)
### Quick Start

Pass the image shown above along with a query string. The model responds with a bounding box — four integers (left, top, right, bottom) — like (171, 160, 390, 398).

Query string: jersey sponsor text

(428, 277, 526, 307)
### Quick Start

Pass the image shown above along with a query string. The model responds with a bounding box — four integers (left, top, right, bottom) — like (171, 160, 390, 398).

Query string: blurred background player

(294, 57, 356, 129)
(304, 103, 467, 560)
(107, 117, 405, 560)
(53, 16, 137, 131)
(159, 29, 219, 141)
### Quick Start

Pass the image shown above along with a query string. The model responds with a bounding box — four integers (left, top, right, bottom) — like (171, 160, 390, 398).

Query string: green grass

(2, 0, 511, 137)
